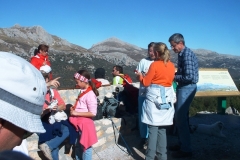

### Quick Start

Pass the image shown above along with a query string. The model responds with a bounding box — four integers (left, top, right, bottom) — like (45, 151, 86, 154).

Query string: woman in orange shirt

(136, 42, 176, 160)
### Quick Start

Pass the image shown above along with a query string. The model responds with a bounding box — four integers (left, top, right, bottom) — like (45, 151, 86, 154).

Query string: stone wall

(27, 116, 138, 159)
(92, 116, 137, 152)
(58, 85, 123, 104)
(27, 85, 139, 159)
(57, 85, 138, 152)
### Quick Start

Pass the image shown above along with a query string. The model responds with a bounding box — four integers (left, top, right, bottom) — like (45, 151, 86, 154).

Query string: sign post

(217, 97, 227, 114)
(195, 68, 239, 114)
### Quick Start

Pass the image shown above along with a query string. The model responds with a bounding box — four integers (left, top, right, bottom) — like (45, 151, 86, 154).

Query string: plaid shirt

(175, 46, 199, 85)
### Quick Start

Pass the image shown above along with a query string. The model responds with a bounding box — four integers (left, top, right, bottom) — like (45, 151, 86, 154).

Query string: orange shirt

(140, 60, 175, 87)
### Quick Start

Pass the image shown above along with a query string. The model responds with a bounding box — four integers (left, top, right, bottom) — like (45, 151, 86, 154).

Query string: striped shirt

(175, 46, 199, 85)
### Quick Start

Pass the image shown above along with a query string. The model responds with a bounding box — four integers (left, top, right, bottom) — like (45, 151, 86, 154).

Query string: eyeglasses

(170, 44, 177, 48)
(41, 50, 48, 53)
(170, 42, 182, 48)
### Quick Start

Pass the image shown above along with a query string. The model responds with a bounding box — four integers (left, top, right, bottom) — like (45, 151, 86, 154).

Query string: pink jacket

(69, 88, 98, 150)
(69, 117, 98, 150)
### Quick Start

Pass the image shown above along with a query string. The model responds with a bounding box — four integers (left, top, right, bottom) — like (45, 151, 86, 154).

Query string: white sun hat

(40, 65, 52, 74)
(0, 52, 47, 133)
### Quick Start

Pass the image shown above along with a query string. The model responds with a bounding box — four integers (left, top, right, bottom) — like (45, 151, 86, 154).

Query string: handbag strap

(45, 88, 54, 105)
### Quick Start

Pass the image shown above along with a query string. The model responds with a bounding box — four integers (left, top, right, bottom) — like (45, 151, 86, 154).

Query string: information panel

(196, 68, 240, 97)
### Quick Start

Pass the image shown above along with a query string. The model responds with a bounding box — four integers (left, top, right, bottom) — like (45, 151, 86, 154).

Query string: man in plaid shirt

(168, 33, 199, 158)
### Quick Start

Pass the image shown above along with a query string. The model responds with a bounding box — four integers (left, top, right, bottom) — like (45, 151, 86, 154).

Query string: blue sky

(1, 0, 240, 56)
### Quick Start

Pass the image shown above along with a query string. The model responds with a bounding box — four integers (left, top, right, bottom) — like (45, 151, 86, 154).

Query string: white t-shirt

(136, 57, 154, 97)
(96, 78, 110, 85)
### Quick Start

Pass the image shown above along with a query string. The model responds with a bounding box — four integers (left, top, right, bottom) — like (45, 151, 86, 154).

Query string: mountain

(90, 39, 240, 86)
(0, 25, 240, 88)
(89, 37, 146, 66)
(0, 25, 136, 88)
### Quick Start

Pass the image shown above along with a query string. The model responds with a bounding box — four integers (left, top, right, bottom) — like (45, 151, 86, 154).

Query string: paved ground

(92, 134, 145, 160)
(93, 113, 240, 160)
(28, 113, 240, 160)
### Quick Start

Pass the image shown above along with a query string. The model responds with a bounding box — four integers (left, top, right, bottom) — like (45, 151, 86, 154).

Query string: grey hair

(168, 33, 185, 45)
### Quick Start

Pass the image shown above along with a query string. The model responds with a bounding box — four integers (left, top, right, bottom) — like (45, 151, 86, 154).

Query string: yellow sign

(196, 68, 240, 97)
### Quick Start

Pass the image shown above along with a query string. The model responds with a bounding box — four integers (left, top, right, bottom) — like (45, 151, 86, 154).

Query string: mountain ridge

(0, 25, 239, 88)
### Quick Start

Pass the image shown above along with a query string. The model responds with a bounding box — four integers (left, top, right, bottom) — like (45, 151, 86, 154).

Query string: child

(38, 66, 77, 160)
(136, 42, 176, 160)
(69, 69, 99, 160)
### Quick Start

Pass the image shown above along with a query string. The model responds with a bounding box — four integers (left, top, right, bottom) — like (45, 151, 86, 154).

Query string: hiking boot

(168, 144, 180, 151)
(172, 150, 192, 158)
(138, 138, 148, 149)
(39, 143, 53, 160)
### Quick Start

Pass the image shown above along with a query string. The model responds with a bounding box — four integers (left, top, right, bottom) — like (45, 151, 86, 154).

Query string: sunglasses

(22, 131, 33, 139)
(0, 119, 33, 139)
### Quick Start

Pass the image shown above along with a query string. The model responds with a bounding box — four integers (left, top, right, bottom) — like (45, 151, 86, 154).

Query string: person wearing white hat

(39, 65, 60, 89)
(38, 66, 77, 160)
(0, 51, 47, 151)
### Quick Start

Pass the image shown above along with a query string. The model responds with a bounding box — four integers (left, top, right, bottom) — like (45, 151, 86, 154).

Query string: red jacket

(30, 54, 52, 79)
(30, 54, 51, 70)
(91, 78, 102, 89)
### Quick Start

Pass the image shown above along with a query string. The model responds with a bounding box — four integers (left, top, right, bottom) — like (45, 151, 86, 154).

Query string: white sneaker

(39, 143, 53, 160)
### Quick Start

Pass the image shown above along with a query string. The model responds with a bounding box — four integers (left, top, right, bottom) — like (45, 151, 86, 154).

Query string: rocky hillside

(89, 37, 146, 66)
(90, 39, 240, 86)
(0, 25, 136, 88)
(0, 25, 240, 88)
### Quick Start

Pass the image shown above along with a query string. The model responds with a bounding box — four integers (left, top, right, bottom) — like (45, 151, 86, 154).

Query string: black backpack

(102, 96, 119, 117)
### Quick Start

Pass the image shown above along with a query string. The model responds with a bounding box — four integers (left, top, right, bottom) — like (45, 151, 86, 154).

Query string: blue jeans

(175, 84, 197, 152)
(145, 125, 167, 160)
(75, 131, 92, 160)
(46, 124, 70, 160)
(138, 96, 149, 138)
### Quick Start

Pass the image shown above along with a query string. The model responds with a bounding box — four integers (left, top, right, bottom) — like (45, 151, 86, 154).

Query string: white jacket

(141, 84, 175, 126)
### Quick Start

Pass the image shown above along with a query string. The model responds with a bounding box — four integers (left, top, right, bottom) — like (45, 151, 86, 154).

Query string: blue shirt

(175, 46, 199, 85)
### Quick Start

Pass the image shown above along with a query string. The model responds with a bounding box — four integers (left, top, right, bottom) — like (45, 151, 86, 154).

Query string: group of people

(0, 44, 101, 160)
(31, 45, 101, 160)
(136, 33, 199, 160)
(0, 32, 198, 160)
